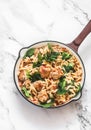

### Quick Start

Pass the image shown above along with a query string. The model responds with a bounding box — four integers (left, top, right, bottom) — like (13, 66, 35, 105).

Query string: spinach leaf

(57, 89, 67, 95)
(26, 71, 32, 79)
(21, 86, 30, 98)
(26, 71, 43, 82)
(57, 76, 67, 95)
(38, 53, 43, 62)
(40, 99, 54, 108)
(33, 44, 60, 65)
(76, 84, 81, 94)
(59, 76, 66, 81)
(33, 62, 42, 68)
(61, 52, 71, 60)
(30, 72, 44, 82)
(63, 63, 74, 73)
(33, 53, 43, 68)
(43, 43, 60, 62)
(48, 43, 53, 52)
(23, 48, 35, 58)
(44, 52, 60, 62)
(59, 80, 67, 90)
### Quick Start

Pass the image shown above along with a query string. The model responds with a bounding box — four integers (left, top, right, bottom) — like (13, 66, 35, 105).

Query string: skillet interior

(14, 41, 85, 108)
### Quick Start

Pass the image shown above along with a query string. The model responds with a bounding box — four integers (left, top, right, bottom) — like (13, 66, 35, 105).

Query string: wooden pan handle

(68, 20, 91, 52)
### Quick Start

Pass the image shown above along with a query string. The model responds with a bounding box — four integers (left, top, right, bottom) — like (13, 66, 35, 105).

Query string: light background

(0, 0, 91, 130)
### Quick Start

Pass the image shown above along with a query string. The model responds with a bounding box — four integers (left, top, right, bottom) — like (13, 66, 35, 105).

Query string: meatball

(38, 90, 49, 103)
(18, 70, 25, 81)
(39, 65, 51, 78)
(33, 81, 46, 92)
(50, 67, 63, 79)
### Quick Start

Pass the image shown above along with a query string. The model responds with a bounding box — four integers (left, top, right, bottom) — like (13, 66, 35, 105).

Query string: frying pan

(14, 20, 91, 108)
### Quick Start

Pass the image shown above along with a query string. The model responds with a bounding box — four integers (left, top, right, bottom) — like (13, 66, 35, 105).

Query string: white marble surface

(0, 0, 91, 130)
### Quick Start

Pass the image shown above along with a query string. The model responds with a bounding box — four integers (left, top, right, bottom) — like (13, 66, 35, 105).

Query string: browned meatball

(38, 90, 49, 103)
(33, 80, 46, 92)
(50, 67, 63, 80)
(39, 65, 51, 78)
(18, 70, 25, 81)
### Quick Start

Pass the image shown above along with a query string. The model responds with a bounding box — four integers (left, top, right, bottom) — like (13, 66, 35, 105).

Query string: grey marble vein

(0, 0, 91, 130)
(75, 99, 91, 130)
(8, 36, 24, 46)
(0, 99, 15, 130)
(41, 0, 50, 8)
(9, 1, 45, 34)
(63, 0, 90, 25)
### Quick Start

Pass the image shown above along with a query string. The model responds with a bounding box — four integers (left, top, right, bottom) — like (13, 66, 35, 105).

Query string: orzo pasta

(18, 43, 82, 108)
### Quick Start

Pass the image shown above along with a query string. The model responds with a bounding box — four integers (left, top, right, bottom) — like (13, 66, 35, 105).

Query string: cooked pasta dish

(18, 43, 82, 108)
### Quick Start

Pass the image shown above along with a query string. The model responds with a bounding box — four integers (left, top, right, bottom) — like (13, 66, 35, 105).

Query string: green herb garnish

(26, 71, 32, 79)
(26, 70, 43, 82)
(57, 89, 67, 95)
(40, 99, 54, 108)
(44, 52, 60, 62)
(23, 48, 35, 58)
(33, 44, 60, 66)
(21, 86, 30, 98)
(33, 53, 43, 68)
(61, 52, 71, 60)
(57, 76, 68, 95)
(76, 84, 81, 94)
(48, 43, 53, 52)
(33, 62, 42, 68)
(63, 63, 74, 73)
(30, 72, 44, 82)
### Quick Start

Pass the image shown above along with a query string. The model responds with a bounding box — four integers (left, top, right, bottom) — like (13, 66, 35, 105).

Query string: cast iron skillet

(14, 20, 91, 108)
